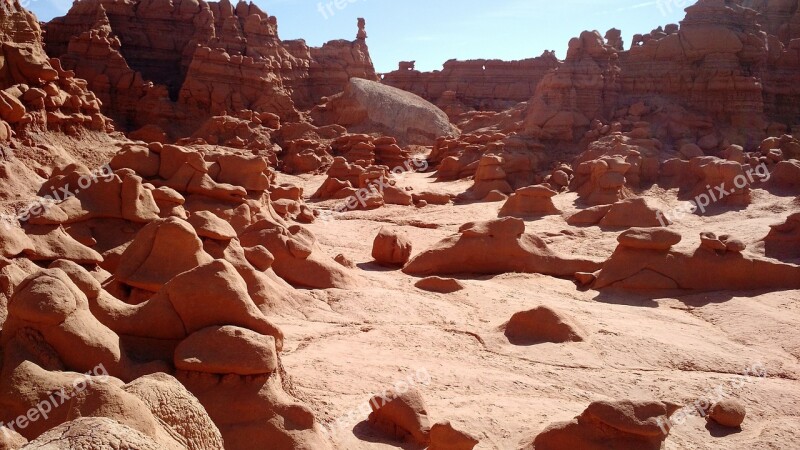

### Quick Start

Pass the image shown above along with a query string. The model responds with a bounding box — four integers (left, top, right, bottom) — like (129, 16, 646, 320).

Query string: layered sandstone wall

(381, 53, 561, 115)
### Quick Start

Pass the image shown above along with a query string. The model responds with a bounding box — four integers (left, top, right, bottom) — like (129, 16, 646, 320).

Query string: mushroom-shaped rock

(709, 399, 746, 428)
(592, 231, 800, 292)
(2, 269, 160, 381)
(23, 225, 103, 264)
(498, 184, 560, 217)
(503, 306, 586, 345)
(159, 260, 285, 350)
(531, 400, 680, 450)
(240, 220, 360, 289)
(372, 227, 413, 266)
(175, 326, 278, 376)
(115, 218, 213, 291)
(368, 387, 431, 445)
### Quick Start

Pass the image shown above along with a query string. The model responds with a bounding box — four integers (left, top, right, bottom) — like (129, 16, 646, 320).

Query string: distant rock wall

(382, 54, 560, 115)
(386, 0, 800, 143)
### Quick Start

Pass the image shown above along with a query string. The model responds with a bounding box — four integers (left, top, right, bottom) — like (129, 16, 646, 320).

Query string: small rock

(700, 232, 727, 251)
(372, 227, 413, 266)
(709, 399, 746, 428)
(415, 277, 465, 293)
(504, 306, 586, 345)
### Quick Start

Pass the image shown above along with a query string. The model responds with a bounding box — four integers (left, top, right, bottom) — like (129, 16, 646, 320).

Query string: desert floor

(269, 171, 800, 450)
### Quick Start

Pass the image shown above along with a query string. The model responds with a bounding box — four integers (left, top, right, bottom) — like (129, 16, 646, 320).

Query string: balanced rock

(617, 228, 682, 251)
(312, 78, 459, 146)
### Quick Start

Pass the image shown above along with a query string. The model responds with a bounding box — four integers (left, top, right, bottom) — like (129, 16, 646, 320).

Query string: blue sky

(28, 0, 695, 72)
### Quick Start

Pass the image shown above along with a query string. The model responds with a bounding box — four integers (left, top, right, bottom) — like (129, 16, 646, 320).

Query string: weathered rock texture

(44, 0, 378, 133)
(0, 0, 109, 139)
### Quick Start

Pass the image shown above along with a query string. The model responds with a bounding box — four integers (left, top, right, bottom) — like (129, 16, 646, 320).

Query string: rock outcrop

(586, 228, 800, 292)
(528, 400, 680, 450)
(762, 212, 800, 260)
(503, 306, 586, 345)
(403, 218, 601, 277)
(367, 387, 431, 446)
(0, 0, 109, 138)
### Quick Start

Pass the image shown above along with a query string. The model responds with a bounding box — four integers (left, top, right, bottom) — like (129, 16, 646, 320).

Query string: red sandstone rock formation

(403, 218, 601, 277)
(498, 185, 560, 217)
(44, 0, 378, 134)
(528, 400, 681, 450)
(372, 227, 413, 267)
(0, 0, 110, 139)
(503, 306, 586, 345)
(763, 212, 800, 260)
(585, 227, 800, 292)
